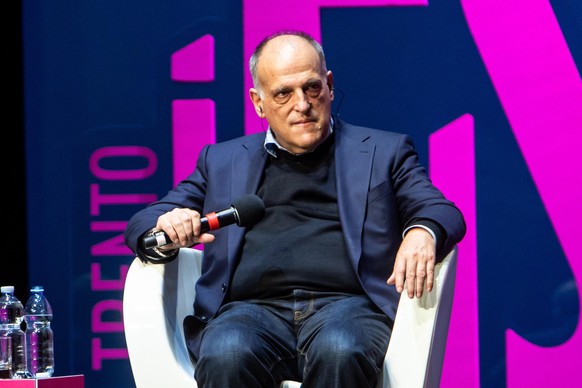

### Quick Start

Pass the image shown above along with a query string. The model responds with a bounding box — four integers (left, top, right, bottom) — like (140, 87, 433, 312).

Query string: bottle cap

(30, 286, 44, 292)
(0, 286, 14, 293)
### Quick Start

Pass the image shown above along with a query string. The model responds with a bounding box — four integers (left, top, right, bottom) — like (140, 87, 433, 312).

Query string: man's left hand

(387, 228, 436, 298)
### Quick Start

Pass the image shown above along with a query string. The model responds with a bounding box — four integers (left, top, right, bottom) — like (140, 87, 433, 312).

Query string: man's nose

(292, 90, 312, 111)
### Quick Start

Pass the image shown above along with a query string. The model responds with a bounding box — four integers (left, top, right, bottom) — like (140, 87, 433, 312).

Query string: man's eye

(306, 85, 322, 98)
(274, 91, 291, 103)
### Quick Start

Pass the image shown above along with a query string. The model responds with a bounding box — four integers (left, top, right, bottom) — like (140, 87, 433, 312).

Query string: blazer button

(200, 316, 207, 322)
(221, 283, 228, 293)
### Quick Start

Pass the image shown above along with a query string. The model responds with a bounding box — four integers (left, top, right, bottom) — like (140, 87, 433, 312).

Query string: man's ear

(326, 71, 334, 101)
(249, 88, 264, 117)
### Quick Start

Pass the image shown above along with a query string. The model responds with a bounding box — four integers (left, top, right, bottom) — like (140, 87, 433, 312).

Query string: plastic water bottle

(23, 286, 54, 378)
(0, 286, 30, 379)
(0, 335, 12, 379)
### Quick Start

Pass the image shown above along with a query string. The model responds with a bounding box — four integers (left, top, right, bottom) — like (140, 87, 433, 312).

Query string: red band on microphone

(206, 212, 220, 230)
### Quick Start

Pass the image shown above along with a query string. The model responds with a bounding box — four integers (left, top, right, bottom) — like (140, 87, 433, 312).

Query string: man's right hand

(155, 208, 216, 250)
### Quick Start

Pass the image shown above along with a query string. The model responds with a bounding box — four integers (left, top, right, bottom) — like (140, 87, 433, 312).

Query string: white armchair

(123, 246, 458, 388)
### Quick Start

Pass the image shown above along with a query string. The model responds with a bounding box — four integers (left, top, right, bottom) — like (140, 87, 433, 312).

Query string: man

(124, 30, 466, 388)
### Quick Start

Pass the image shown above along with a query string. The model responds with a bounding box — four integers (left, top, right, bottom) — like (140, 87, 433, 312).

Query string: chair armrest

(123, 248, 203, 388)
(382, 246, 458, 388)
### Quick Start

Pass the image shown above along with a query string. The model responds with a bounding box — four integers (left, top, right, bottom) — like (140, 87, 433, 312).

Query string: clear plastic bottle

(0, 286, 30, 379)
(23, 286, 54, 378)
(0, 335, 12, 379)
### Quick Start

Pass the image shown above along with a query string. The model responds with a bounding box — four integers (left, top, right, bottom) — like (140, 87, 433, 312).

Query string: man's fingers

(157, 208, 203, 247)
(406, 265, 417, 298)
(390, 252, 437, 299)
(388, 259, 407, 293)
(389, 242, 437, 298)
(425, 260, 435, 293)
(415, 260, 427, 298)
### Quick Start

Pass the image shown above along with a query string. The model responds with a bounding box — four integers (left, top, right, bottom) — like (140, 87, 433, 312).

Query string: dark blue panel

(23, 0, 581, 387)
(24, 1, 243, 386)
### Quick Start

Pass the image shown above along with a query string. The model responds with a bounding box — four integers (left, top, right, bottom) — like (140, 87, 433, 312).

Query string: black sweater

(228, 135, 364, 301)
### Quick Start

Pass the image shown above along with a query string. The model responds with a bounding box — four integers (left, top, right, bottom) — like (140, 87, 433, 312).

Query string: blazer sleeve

(391, 134, 466, 259)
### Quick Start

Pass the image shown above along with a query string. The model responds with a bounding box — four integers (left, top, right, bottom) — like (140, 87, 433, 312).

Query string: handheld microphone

(143, 194, 265, 248)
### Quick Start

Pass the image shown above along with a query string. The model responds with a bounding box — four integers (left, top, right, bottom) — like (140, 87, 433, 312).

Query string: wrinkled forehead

(258, 37, 323, 79)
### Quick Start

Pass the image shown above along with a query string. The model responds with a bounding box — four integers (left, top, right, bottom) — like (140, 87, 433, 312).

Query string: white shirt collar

(264, 116, 335, 157)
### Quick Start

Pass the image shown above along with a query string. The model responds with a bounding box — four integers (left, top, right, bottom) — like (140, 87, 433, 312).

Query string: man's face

(250, 36, 334, 154)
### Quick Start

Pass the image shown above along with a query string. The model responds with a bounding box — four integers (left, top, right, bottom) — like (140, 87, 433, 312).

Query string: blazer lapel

(335, 122, 374, 264)
(227, 136, 268, 260)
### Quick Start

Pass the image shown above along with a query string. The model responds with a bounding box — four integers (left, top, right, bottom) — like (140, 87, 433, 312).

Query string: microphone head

(232, 194, 265, 227)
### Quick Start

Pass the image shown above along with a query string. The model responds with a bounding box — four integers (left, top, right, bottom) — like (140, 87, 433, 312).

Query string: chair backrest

(123, 246, 458, 388)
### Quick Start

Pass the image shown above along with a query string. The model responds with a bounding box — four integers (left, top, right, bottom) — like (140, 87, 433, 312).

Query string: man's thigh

(297, 295, 391, 364)
(198, 300, 301, 380)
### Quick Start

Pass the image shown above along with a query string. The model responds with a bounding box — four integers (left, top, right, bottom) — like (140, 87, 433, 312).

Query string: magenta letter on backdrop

(462, 0, 582, 386)
(171, 35, 217, 186)
(430, 114, 479, 388)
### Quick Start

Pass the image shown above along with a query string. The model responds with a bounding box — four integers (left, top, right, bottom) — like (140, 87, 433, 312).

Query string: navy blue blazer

(124, 118, 466, 358)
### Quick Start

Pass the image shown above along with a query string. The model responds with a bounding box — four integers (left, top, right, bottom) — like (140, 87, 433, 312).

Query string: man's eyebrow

(273, 86, 291, 94)
(305, 79, 323, 87)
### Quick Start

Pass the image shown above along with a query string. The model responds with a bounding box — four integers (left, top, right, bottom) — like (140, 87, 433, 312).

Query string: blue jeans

(195, 290, 391, 388)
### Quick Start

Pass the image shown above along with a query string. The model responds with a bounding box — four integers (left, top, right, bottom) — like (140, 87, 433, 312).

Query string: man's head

(249, 31, 335, 154)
